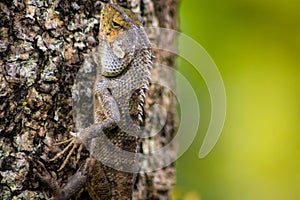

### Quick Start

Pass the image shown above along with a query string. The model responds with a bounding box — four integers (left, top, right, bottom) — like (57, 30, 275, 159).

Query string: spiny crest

(99, 3, 143, 43)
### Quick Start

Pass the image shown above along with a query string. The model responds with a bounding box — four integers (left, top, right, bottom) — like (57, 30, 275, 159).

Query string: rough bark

(0, 0, 178, 199)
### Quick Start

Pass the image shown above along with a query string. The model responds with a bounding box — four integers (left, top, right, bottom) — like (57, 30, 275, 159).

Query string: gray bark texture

(0, 0, 178, 199)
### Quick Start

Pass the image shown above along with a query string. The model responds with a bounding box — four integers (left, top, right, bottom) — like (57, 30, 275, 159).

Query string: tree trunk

(0, 0, 178, 199)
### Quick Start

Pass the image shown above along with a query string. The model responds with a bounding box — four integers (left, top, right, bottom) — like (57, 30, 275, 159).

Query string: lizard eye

(112, 20, 122, 28)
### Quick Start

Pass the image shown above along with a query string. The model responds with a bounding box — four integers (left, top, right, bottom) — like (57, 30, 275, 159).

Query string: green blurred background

(176, 0, 300, 199)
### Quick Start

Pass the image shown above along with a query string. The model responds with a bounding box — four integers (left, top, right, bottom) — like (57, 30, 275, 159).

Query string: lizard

(34, 3, 152, 200)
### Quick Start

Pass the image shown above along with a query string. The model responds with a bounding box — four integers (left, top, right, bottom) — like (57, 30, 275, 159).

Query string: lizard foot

(29, 156, 95, 200)
(49, 134, 83, 171)
(28, 156, 63, 198)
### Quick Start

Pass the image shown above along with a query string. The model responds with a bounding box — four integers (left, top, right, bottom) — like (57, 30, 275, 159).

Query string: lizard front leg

(47, 80, 120, 172)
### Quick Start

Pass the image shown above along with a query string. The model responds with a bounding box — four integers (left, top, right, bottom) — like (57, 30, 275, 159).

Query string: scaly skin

(35, 3, 152, 200)
(83, 4, 151, 199)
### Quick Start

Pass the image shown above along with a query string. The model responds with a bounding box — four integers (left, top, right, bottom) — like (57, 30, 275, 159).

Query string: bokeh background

(175, 0, 300, 199)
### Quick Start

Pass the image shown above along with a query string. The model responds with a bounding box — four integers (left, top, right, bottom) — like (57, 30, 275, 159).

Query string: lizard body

(36, 3, 151, 200)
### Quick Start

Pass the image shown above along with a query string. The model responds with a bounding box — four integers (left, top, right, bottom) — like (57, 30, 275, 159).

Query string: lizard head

(98, 3, 151, 77)
(99, 3, 143, 44)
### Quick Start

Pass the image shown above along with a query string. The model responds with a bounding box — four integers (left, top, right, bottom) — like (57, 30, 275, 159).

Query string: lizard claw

(28, 156, 51, 180)
(49, 136, 83, 171)
(28, 156, 62, 196)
